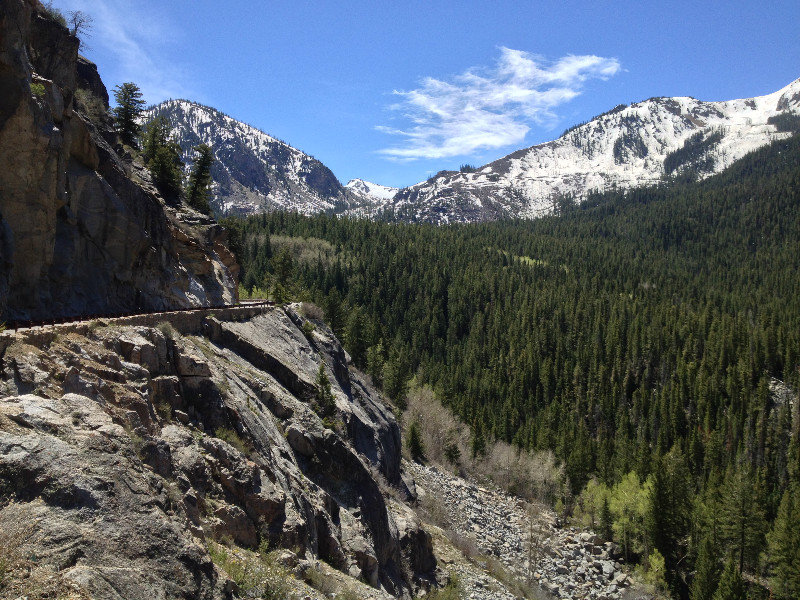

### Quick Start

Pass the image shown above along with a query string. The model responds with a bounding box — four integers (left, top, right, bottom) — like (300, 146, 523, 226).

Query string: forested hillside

(223, 134, 800, 598)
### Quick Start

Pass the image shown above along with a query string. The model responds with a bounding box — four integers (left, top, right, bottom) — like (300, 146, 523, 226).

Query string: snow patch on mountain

(385, 77, 800, 224)
(143, 100, 363, 216)
(345, 179, 399, 202)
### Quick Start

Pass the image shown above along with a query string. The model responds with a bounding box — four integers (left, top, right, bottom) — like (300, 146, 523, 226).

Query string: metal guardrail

(2, 300, 275, 333)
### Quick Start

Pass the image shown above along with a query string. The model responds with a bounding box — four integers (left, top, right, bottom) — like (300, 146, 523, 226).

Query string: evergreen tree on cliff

(141, 116, 183, 197)
(186, 144, 214, 214)
(112, 82, 145, 147)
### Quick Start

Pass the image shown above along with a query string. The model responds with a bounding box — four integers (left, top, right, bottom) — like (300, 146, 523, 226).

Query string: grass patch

(214, 427, 253, 457)
(427, 573, 463, 600)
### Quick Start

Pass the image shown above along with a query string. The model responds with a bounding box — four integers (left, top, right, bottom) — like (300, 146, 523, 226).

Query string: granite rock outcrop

(0, 305, 436, 598)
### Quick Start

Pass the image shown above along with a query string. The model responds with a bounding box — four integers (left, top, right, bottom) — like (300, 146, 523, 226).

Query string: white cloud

(52, 0, 194, 104)
(378, 48, 621, 160)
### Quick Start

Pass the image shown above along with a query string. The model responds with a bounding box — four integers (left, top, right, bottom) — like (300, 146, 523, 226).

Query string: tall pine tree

(186, 143, 214, 214)
(712, 556, 745, 600)
(690, 534, 721, 600)
(111, 82, 145, 147)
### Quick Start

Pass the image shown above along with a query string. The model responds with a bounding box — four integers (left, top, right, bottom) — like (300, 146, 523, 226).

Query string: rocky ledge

(0, 305, 435, 599)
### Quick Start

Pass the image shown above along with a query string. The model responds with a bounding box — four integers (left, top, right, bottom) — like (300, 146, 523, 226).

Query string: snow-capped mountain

(143, 100, 366, 216)
(383, 77, 800, 224)
(345, 179, 399, 202)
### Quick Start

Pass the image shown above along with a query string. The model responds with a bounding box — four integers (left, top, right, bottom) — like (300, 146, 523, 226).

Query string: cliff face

(0, 305, 435, 598)
(0, 0, 238, 322)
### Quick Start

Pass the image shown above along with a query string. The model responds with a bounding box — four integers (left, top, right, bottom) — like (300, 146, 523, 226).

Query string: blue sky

(52, 0, 800, 188)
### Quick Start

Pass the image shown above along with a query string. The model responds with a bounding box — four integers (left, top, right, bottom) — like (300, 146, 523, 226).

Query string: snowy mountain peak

(345, 178, 399, 202)
(143, 100, 364, 216)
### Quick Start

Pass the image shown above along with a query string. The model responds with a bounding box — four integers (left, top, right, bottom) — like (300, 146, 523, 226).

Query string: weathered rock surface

(408, 463, 646, 600)
(0, 0, 238, 321)
(0, 306, 436, 598)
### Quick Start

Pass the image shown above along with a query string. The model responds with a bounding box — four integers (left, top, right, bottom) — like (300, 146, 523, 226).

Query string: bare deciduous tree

(67, 10, 93, 43)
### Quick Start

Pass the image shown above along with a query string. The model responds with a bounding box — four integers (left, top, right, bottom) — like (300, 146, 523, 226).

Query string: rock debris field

(407, 463, 643, 600)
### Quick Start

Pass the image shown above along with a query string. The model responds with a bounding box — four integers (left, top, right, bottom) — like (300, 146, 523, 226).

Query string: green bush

(30, 82, 46, 98)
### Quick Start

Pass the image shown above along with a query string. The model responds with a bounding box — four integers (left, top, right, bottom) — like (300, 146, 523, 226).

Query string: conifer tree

(111, 82, 145, 147)
(382, 344, 409, 408)
(691, 534, 721, 600)
(471, 420, 486, 459)
(141, 115, 183, 196)
(648, 447, 692, 590)
(767, 486, 800, 599)
(314, 363, 336, 418)
(186, 143, 214, 214)
(712, 556, 745, 600)
(344, 308, 367, 368)
(407, 421, 425, 462)
(600, 497, 613, 541)
(719, 463, 767, 573)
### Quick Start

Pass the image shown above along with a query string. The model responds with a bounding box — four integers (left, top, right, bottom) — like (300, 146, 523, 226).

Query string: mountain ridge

(149, 78, 799, 223)
(144, 99, 372, 216)
(382, 76, 800, 223)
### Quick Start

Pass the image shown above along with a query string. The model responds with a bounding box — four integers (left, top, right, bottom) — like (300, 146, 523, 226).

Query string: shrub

(214, 427, 253, 457)
(428, 573, 462, 600)
(303, 563, 338, 595)
(30, 82, 46, 98)
(299, 302, 324, 321)
(156, 321, 178, 340)
(207, 541, 291, 600)
(41, 1, 67, 27)
(74, 88, 106, 124)
(301, 321, 316, 338)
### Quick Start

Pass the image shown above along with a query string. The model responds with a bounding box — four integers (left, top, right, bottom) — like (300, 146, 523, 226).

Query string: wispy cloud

(53, 0, 195, 103)
(377, 48, 621, 161)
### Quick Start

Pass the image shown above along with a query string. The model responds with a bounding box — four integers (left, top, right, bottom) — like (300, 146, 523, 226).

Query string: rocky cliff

(0, 304, 436, 599)
(0, 0, 238, 322)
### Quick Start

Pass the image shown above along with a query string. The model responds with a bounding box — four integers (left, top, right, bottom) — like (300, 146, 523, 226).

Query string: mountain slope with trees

(225, 133, 800, 598)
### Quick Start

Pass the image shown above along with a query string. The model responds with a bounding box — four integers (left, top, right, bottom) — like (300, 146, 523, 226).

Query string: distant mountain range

(147, 78, 800, 223)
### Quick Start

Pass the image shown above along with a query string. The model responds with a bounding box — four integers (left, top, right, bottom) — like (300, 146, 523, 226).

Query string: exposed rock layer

(0, 0, 238, 322)
(0, 305, 435, 598)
